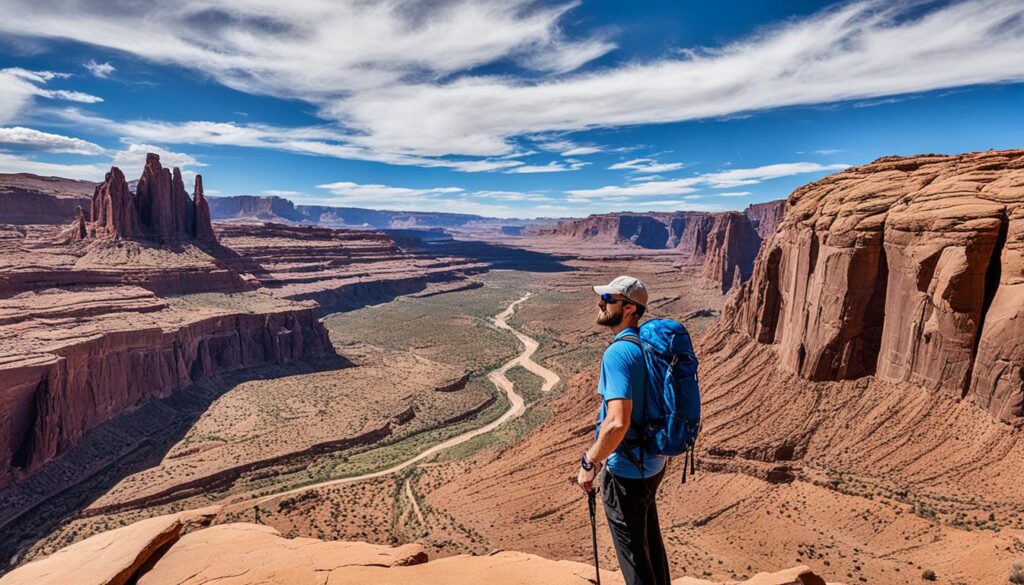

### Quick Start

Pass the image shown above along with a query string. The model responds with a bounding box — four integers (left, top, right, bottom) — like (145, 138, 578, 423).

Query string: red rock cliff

(720, 150, 1024, 420)
(0, 173, 95, 225)
(534, 204, 784, 292)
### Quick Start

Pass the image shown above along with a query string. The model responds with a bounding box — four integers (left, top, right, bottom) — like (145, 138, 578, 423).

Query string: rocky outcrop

(0, 173, 95, 225)
(744, 200, 786, 240)
(207, 195, 305, 223)
(533, 203, 785, 292)
(700, 212, 762, 292)
(0, 511, 829, 585)
(192, 176, 215, 240)
(74, 154, 215, 243)
(719, 150, 1024, 420)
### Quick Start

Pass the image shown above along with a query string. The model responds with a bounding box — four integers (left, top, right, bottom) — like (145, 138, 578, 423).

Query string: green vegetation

(438, 406, 553, 462)
(505, 365, 546, 404)
(324, 284, 523, 371)
(922, 569, 937, 581)
(1010, 563, 1024, 584)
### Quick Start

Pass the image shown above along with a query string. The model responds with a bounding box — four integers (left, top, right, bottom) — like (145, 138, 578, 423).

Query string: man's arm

(587, 398, 632, 465)
(577, 398, 631, 491)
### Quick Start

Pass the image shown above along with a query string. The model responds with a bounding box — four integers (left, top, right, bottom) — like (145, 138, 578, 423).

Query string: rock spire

(71, 153, 216, 243)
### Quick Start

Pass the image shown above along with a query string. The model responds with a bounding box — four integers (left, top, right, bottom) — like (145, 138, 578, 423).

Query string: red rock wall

(719, 150, 1024, 420)
(744, 200, 786, 240)
(0, 307, 332, 485)
(700, 212, 762, 293)
(0, 173, 95, 225)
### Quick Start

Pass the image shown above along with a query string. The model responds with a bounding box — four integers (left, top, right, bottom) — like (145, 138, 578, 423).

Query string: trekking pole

(587, 489, 602, 585)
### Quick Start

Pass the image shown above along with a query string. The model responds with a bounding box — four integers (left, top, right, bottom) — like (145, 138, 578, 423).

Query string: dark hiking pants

(600, 467, 670, 585)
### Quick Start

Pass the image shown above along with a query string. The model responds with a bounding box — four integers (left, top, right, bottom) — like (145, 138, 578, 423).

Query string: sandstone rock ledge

(0, 510, 835, 585)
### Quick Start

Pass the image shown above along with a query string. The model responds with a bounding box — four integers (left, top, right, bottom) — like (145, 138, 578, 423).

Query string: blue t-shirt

(596, 327, 667, 479)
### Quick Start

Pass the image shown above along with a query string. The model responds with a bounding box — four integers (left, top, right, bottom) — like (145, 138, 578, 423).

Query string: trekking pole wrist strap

(580, 452, 595, 471)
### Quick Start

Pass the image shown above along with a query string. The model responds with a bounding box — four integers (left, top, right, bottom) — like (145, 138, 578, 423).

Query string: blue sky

(0, 0, 1022, 218)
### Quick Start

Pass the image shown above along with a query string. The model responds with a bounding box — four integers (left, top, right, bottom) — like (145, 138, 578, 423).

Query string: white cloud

(568, 162, 848, 198)
(110, 144, 205, 179)
(0, 68, 100, 124)
(0, 152, 106, 180)
(53, 108, 525, 173)
(641, 197, 707, 206)
(717, 191, 753, 197)
(0, 0, 607, 99)
(811, 148, 846, 155)
(5, 0, 1022, 167)
(505, 159, 588, 173)
(316, 181, 464, 203)
(471, 190, 553, 202)
(297, 182, 529, 217)
(84, 60, 115, 78)
(262, 190, 305, 197)
(0, 126, 107, 155)
(608, 158, 685, 174)
(329, 0, 1024, 156)
(560, 146, 602, 156)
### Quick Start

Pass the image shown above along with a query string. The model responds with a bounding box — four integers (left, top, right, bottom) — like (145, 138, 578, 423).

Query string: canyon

(0, 154, 491, 567)
(2, 150, 1023, 585)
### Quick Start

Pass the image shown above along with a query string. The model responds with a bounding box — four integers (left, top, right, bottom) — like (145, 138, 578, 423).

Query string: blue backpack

(617, 318, 702, 482)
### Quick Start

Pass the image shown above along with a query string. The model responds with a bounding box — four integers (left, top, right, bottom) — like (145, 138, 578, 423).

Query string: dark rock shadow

(0, 354, 352, 574)
(410, 238, 576, 273)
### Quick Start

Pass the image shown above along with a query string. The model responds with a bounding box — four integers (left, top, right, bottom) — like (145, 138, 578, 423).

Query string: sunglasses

(599, 293, 633, 305)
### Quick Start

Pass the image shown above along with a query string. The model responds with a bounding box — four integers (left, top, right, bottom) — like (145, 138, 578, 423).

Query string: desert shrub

(922, 569, 937, 581)
(1010, 563, 1024, 584)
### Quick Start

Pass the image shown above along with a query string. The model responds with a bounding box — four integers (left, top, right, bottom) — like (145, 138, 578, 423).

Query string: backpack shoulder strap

(612, 333, 642, 348)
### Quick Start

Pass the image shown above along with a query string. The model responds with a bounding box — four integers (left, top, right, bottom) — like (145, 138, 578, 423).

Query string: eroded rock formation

(0, 509, 828, 585)
(532, 201, 786, 292)
(720, 150, 1024, 420)
(74, 154, 215, 243)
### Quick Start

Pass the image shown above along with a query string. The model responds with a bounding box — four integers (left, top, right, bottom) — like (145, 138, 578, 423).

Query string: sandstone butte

(530, 201, 786, 293)
(0, 508, 834, 585)
(0, 153, 485, 490)
(718, 149, 1024, 421)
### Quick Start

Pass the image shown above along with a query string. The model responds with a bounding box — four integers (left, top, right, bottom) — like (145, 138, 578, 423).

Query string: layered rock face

(72, 154, 215, 243)
(214, 222, 487, 312)
(0, 173, 95, 225)
(721, 150, 1024, 420)
(699, 212, 763, 292)
(533, 201, 785, 292)
(207, 195, 305, 223)
(206, 196, 490, 229)
(0, 287, 331, 485)
(0, 509, 828, 585)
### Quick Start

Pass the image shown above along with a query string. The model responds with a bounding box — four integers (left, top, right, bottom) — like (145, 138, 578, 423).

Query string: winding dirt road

(245, 293, 558, 507)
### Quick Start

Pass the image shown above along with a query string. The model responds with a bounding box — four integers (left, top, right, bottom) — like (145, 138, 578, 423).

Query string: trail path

(404, 480, 426, 527)
(239, 293, 557, 509)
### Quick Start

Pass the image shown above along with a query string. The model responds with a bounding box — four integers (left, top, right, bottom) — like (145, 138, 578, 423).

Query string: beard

(597, 308, 623, 327)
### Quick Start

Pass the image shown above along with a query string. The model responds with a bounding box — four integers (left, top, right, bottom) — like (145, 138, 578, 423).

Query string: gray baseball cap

(593, 275, 649, 307)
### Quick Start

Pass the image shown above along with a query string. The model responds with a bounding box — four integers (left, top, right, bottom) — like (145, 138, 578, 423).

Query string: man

(577, 275, 670, 585)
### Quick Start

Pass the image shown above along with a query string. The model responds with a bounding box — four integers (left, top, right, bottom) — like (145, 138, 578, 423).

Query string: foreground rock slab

(0, 508, 218, 585)
(1, 511, 834, 585)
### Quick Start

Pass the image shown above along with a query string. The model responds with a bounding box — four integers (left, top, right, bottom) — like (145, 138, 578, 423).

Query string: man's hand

(577, 463, 598, 492)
